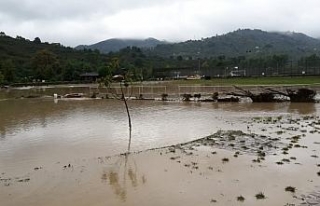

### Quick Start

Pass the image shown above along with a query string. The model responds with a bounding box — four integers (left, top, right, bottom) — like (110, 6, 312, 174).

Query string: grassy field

(173, 76, 320, 86)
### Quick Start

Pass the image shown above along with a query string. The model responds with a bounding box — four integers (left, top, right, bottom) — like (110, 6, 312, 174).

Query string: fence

(104, 86, 167, 99)
(96, 84, 320, 100)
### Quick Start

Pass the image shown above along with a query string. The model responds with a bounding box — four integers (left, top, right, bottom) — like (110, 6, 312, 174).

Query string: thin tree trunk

(120, 82, 132, 153)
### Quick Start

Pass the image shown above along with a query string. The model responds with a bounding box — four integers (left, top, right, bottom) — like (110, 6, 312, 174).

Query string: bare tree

(104, 68, 132, 154)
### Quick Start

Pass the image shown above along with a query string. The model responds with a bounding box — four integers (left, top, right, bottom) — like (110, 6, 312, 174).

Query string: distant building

(152, 67, 201, 80)
(229, 69, 246, 77)
(80, 72, 99, 82)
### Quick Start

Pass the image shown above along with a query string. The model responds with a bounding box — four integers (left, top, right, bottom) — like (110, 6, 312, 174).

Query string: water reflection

(1, 97, 320, 173)
(102, 129, 141, 202)
(211, 102, 281, 112)
(0, 123, 6, 139)
(108, 170, 127, 201)
(288, 103, 316, 115)
(102, 153, 146, 202)
(210, 102, 317, 115)
(0, 99, 318, 142)
(0, 85, 101, 99)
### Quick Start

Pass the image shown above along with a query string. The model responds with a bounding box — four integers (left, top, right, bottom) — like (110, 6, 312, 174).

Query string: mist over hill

(1, 29, 320, 85)
(75, 29, 320, 59)
(150, 29, 320, 59)
(75, 38, 167, 53)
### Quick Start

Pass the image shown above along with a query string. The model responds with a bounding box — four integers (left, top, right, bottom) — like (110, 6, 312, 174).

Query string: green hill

(0, 33, 168, 84)
(0, 33, 108, 83)
(1, 29, 320, 85)
(76, 38, 167, 53)
(150, 29, 320, 59)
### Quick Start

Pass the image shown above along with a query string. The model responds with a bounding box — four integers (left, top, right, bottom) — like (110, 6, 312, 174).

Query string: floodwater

(0, 96, 317, 173)
(1, 86, 320, 206)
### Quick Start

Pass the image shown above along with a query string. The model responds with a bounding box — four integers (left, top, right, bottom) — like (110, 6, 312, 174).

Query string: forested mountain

(0, 33, 174, 84)
(0, 32, 109, 83)
(75, 29, 320, 60)
(76, 38, 167, 53)
(1, 29, 320, 85)
(150, 29, 320, 59)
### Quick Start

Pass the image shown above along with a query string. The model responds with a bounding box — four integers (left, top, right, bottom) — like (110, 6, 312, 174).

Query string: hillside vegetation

(0, 33, 109, 83)
(76, 38, 167, 53)
(0, 33, 181, 84)
(1, 29, 320, 85)
(150, 29, 320, 59)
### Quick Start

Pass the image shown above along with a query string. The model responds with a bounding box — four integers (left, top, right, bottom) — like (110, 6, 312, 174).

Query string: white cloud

(1, 0, 320, 46)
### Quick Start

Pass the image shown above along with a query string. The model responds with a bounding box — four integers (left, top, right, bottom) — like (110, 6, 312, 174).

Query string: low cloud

(1, 0, 320, 47)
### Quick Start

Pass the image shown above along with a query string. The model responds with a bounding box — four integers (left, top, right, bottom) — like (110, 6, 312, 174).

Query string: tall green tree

(33, 37, 41, 44)
(0, 71, 4, 85)
(31, 49, 60, 80)
(1, 59, 16, 82)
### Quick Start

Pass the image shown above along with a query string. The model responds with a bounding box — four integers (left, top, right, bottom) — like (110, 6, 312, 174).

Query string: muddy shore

(1, 114, 320, 206)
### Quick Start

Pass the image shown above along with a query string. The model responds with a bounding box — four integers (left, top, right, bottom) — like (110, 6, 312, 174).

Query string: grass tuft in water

(237, 195, 245, 202)
(222, 158, 229, 163)
(285, 186, 296, 193)
(255, 192, 266, 199)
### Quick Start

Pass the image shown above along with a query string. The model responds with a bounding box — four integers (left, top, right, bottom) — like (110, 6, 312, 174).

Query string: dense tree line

(0, 33, 166, 84)
(1, 32, 320, 85)
(154, 53, 320, 77)
(0, 33, 110, 84)
(150, 29, 320, 59)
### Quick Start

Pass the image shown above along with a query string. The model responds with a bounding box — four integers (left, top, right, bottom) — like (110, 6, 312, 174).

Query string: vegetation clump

(237, 195, 245, 202)
(255, 192, 266, 199)
(285, 186, 296, 193)
(182, 94, 192, 101)
(161, 93, 168, 101)
(222, 158, 229, 163)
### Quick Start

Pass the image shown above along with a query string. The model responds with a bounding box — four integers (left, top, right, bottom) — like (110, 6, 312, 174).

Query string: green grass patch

(173, 76, 320, 86)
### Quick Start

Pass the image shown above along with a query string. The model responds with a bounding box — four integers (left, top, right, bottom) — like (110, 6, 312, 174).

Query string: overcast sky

(1, 0, 320, 47)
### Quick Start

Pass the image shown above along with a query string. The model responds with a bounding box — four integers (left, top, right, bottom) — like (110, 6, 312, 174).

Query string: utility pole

(290, 60, 293, 77)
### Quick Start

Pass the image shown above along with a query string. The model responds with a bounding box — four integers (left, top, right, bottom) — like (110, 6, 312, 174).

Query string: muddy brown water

(0, 97, 317, 172)
(1, 86, 320, 206)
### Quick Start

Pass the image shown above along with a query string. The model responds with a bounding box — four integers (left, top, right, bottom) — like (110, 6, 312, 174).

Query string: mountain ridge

(75, 38, 168, 53)
(75, 29, 320, 59)
(150, 29, 320, 58)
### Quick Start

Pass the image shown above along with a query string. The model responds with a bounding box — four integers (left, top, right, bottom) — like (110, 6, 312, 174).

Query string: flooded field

(0, 86, 320, 205)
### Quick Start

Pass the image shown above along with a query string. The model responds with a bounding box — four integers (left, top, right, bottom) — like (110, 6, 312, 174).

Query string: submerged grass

(255, 192, 266, 199)
(237, 195, 245, 202)
(285, 186, 296, 193)
(222, 158, 229, 163)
